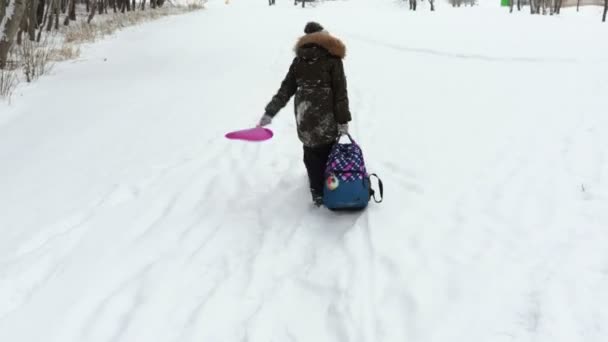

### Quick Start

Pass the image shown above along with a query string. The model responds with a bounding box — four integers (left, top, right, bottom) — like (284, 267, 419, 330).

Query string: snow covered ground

(1, 0, 608, 341)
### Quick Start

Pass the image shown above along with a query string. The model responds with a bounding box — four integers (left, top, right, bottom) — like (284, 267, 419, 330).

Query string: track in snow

(1, 1, 608, 341)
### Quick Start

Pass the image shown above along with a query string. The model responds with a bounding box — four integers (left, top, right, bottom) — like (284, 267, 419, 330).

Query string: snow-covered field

(1, 0, 607, 341)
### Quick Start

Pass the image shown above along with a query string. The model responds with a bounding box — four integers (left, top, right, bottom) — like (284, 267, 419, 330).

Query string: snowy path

(1, 1, 608, 341)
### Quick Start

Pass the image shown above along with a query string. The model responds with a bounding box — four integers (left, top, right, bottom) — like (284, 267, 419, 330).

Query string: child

(258, 22, 352, 206)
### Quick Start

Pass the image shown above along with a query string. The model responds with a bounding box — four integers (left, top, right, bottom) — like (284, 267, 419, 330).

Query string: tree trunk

(69, 0, 75, 19)
(509, 0, 514, 13)
(87, 0, 97, 23)
(577, 0, 580, 11)
(53, 0, 58, 30)
(0, 0, 28, 69)
(36, 0, 43, 25)
(0, 0, 6, 21)
(63, 0, 72, 25)
(36, 0, 50, 40)
(429, 0, 435, 11)
(16, 5, 28, 44)
(45, 0, 55, 31)
(555, 0, 562, 14)
(517, 0, 521, 11)
(603, 0, 607, 22)
(141, 0, 145, 10)
(28, 0, 37, 40)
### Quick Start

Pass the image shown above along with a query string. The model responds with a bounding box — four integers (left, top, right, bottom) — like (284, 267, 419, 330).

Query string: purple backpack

(323, 134, 383, 210)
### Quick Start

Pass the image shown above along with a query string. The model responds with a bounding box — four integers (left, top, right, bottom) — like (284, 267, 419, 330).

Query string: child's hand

(258, 114, 273, 127)
(338, 123, 349, 135)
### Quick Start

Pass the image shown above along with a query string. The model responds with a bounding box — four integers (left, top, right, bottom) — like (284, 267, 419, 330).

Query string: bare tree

(63, 0, 75, 25)
(604, 0, 607, 22)
(0, 0, 6, 20)
(531, 0, 542, 14)
(577, 0, 580, 11)
(409, 0, 417, 11)
(546, 0, 554, 15)
(450, 0, 475, 6)
(554, 0, 562, 14)
(87, 0, 97, 23)
(16, 5, 28, 45)
(36, 0, 43, 23)
(29, 0, 38, 40)
(429, 0, 435, 11)
(0, 0, 28, 68)
(45, 0, 59, 31)
(36, 0, 50, 41)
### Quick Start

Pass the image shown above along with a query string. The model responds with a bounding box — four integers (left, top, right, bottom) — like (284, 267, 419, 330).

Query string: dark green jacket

(265, 32, 352, 147)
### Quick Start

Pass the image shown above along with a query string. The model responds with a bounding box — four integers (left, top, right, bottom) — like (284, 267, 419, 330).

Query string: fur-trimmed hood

(294, 32, 346, 59)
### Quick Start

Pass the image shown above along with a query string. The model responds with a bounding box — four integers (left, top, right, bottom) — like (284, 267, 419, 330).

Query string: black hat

(304, 22, 324, 34)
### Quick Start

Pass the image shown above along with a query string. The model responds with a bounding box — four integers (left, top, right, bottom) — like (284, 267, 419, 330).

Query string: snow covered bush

(0, 67, 18, 99)
(51, 43, 80, 62)
(65, 4, 202, 44)
(18, 34, 55, 83)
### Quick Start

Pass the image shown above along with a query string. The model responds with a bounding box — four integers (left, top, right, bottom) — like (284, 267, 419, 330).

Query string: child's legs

(303, 144, 333, 196)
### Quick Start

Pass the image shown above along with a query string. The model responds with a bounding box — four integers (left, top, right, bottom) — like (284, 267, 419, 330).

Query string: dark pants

(303, 143, 333, 198)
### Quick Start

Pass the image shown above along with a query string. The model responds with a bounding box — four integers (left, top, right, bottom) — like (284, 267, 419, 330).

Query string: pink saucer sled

(225, 127, 274, 142)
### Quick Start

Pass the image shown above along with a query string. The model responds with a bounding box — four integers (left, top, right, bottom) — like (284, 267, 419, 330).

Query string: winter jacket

(265, 31, 352, 147)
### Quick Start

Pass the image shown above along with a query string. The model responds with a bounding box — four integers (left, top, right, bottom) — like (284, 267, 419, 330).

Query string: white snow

(1, 0, 608, 341)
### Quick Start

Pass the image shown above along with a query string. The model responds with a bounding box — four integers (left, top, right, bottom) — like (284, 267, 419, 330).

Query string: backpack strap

(336, 133, 356, 144)
(368, 173, 384, 203)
